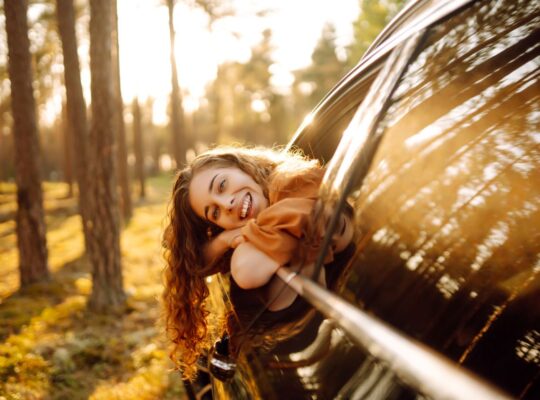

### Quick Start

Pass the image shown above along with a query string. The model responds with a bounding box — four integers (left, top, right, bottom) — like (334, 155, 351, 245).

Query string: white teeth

(240, 195, 250, 218)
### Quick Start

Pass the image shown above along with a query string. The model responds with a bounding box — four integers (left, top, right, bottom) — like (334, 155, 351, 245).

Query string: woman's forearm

(231, 242, 281, 289)
(204, 228, 244, 264)
(203, 236, 228, 265)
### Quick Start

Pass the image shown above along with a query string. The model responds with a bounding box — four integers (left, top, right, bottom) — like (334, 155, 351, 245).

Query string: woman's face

(189, 166, 268, 230)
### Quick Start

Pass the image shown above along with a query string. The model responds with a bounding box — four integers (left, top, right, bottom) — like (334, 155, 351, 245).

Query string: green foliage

(294, 23, 347, 111)
(243, 29, 273, 94)
(347, 0, 407, 67)
(193, 0, 235, 23)
(197, 28, 292, 146)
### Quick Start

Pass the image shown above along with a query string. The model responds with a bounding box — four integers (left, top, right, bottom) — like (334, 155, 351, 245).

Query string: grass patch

(0, 175, 188, 400)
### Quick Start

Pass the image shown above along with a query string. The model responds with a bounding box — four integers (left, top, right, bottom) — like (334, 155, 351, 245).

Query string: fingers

(230, 235, 245, 249)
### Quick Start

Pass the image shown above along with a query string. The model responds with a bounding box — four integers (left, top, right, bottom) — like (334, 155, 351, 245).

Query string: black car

(195, 0, 540, 398)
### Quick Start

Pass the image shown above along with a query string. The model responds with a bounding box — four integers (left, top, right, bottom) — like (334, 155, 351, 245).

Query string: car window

(340, 0, 539, 397)
(290, 62, 382, 163)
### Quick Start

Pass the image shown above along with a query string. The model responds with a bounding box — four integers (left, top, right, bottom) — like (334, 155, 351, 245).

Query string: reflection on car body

(201, 0, 540, 399)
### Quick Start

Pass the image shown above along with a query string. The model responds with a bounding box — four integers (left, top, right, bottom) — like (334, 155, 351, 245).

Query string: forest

(0, 0, 403, 398)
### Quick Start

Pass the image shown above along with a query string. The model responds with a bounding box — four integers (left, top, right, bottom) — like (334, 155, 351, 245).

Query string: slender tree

(132, 97, 145, 199)
(87, 0, 125, 311)
(61, 102, 74, 197)
(56, 0, 94, 252)
(4, 0, 50, 285)
(167, 0, 187, 168)
(0, 101, 14, 181)
(142, 97, 160, 175)
(112, 0, 132, 221)
(1, 32, 14, 181)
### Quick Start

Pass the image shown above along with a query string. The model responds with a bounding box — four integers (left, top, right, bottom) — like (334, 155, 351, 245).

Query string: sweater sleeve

(241, 197, 316, 266)
(240, 166, 337, 266)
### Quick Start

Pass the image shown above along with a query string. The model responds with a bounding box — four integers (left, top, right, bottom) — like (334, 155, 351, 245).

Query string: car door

(311, 0, 540, 398)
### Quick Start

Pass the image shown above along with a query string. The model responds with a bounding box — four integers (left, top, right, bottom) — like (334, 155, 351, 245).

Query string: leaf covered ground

(0, 177, 188, 400)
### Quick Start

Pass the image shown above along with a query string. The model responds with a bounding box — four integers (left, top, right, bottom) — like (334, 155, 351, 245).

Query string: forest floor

(0, 176, 188, 400)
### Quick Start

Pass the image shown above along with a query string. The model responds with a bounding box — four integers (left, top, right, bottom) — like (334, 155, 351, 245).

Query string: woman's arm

(267, 262, 327, 311)
(231, 241, 281, 289)
(203, 228, 244, 265)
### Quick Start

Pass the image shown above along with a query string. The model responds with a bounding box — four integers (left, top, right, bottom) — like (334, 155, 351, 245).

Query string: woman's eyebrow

(209, 174, 218, 193)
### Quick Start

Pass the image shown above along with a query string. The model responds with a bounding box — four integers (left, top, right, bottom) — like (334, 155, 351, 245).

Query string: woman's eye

(219, 179, 225, 192)
(212, 208, 220, 220)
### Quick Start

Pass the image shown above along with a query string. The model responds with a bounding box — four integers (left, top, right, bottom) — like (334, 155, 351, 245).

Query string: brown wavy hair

(162, 145, 319, 380)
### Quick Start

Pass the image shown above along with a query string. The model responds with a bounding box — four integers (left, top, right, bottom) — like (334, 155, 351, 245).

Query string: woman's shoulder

(268, 164, 325, 204)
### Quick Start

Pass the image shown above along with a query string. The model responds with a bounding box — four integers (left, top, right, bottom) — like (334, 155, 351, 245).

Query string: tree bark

(61, 102, 74, 197)
(132, 98, 145, 199)
(143, 97, 159, 175)
(4, 0, 50, 286)
(87, 0, 125, 312)
(112, 0, 132, 221)
(56, 0, 95, 255)
(167, 0, 187, 168)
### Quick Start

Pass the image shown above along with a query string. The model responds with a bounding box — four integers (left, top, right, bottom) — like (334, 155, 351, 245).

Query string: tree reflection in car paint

(344, 0, 539, 397)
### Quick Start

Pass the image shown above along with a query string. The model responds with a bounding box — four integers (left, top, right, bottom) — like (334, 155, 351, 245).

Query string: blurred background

(0, 0, 404, 398)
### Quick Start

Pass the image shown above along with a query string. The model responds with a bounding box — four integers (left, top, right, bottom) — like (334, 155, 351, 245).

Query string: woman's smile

(240, 193, 252, 219)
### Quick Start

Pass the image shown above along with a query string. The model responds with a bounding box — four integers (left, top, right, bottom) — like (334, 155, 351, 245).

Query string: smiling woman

(162, 146, 316, 378)
(161, 146, 354, 379)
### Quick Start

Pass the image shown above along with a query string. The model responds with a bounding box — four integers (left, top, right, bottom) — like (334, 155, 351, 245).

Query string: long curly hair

(162, 145, 318, 380)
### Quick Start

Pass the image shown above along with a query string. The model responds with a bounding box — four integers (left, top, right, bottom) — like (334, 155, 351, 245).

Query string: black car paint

(208, 0, 540, 398)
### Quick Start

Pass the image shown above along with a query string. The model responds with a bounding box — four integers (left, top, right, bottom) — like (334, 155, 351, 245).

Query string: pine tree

(347, 0, 406, 67)
(87, 0, 126, 312)
(167, 0, 187, 168)
(4, 0, 50, 286)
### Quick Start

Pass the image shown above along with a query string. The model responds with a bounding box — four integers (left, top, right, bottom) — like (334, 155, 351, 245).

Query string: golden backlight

(116, 0, 359, 124)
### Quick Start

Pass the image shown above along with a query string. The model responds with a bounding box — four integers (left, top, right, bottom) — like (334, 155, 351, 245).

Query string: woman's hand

(204, 228, 245, 264)
(218, 228, 245, 249)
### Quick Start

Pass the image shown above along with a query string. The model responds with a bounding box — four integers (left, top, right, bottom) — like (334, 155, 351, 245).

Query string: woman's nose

(217, 196, 234, 211)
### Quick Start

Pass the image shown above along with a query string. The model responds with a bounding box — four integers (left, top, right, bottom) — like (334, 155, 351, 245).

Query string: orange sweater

(240, 167, 327, 265)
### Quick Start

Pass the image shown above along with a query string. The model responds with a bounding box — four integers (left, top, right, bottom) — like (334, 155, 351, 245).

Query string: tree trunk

(132, 98, 145, 199)
(143, 97, 159, 176)
(0, 117, 15, 181)
(87, 0, 125, 312)
(112, 0, 132, 221)
(56, 0, 94, 254)
(167, 0, 187, 168)
(61, 102, 74, 197)
(0, 116, 7, 181)
(4, 0, 50, 286)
